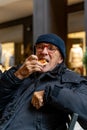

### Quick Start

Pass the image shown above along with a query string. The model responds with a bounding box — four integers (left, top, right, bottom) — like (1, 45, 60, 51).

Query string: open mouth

(38, 59, 49, 65)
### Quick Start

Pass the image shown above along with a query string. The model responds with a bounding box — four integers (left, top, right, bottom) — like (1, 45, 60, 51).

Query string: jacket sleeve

(0, 66, 23, 113)
(44, 81, 87, 129)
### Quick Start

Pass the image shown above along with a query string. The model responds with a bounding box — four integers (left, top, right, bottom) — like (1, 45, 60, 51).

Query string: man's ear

(58, 56, 63, 64)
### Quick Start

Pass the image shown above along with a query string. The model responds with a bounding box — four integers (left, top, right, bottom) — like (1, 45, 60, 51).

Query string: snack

(38, 59, 48, 65)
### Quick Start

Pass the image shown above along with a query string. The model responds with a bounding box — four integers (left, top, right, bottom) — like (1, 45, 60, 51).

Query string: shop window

(0, 42, 14, 71)
(0, 42, 24, 72)
(67, 31, 86, 75)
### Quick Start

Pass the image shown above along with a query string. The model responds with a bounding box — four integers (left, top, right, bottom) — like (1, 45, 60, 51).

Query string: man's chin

(42, 65, 51, 72)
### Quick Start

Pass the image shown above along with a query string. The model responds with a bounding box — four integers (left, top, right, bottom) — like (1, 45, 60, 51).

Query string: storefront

(67, 32, 86, 75)
(67, 8, 86, 76)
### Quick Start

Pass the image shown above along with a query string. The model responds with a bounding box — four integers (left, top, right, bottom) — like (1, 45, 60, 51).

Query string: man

(0, 33, 87, 130)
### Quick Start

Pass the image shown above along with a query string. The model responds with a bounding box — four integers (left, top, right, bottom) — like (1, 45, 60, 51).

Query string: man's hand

(14, 55, 43, 79)
(31, 90, 45, 109)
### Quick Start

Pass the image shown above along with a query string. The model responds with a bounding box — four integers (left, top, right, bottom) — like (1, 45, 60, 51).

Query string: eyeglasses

(36, 44, 58, 53)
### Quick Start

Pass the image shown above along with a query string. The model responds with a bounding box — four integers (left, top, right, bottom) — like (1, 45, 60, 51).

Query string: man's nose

(42, 47, 48, 54)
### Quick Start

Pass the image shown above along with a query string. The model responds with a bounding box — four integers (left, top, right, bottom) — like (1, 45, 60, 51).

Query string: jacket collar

(50, 62, 66, 76)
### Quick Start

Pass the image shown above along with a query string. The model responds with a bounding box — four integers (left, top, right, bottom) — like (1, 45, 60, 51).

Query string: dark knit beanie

(35, 33, 66, 58)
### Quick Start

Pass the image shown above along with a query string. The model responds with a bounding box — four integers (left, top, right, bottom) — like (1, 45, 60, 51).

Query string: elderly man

(0, 33, 87, 130)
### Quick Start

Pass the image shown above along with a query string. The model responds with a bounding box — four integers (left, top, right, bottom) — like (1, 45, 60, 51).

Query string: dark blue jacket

(0, 63, 87, 130)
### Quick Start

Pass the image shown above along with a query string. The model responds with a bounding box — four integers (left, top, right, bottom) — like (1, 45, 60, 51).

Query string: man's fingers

(27, 55, 38, 61)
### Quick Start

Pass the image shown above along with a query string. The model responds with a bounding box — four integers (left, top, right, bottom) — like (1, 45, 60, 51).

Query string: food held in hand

(38, 59, 48, 65)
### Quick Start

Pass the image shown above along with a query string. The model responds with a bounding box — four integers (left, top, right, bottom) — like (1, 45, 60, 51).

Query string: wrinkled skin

(14, 43, 63, 109)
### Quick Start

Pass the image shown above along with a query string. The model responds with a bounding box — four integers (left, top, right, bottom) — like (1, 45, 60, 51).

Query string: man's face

(36, 43, 63, 72)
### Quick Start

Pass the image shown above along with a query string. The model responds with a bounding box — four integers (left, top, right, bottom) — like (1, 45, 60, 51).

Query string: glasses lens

(36, 44, 58, 53)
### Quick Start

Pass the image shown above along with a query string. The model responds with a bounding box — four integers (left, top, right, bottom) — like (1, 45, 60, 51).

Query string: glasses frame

(35, 44, 58, 53)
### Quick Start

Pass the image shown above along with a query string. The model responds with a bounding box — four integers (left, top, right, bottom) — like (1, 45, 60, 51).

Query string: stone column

(33, 0, 67, 44)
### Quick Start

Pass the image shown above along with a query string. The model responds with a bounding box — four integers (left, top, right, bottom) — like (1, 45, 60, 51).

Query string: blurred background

(0, 0, 86, 76)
